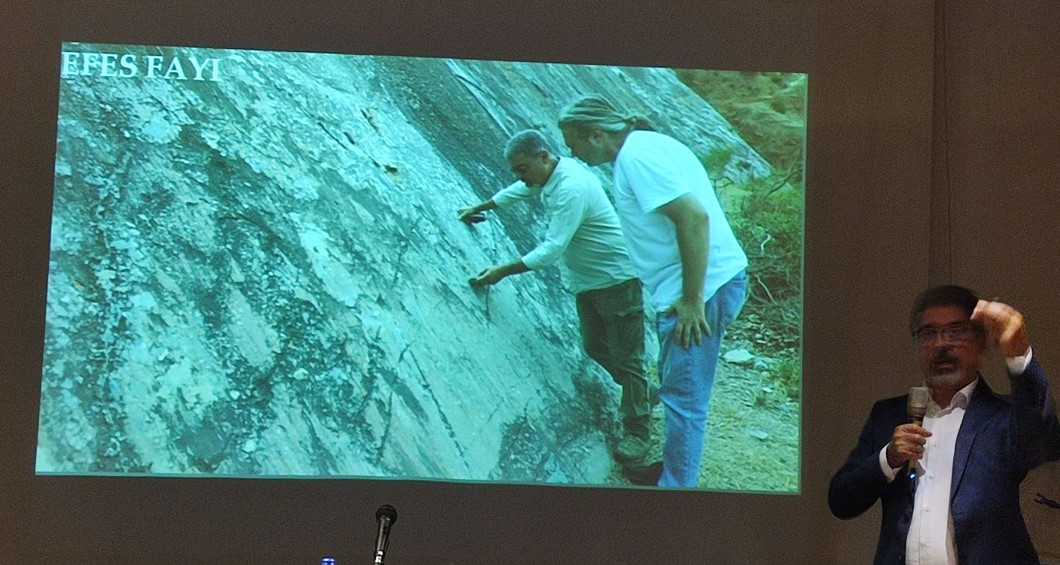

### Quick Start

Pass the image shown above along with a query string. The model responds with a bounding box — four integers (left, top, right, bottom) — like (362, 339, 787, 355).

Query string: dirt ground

(605, 319, 801, 492)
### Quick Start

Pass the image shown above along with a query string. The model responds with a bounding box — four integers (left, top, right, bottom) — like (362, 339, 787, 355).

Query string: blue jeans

(655, 270, 747, 487)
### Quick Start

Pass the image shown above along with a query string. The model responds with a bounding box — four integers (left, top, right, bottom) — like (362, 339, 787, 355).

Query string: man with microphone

(829, 285, 1060, 564)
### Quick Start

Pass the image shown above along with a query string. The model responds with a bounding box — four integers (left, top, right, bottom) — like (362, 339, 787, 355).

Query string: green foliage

(772, 356, 801, 401)
(677, 69, 807, 174)
(704, 145, 735, 177)
(737, 177, 802, 303)
(724, 166, 804, 389)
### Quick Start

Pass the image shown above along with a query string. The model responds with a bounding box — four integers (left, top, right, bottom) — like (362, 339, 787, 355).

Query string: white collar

(927, 378, 977, 416)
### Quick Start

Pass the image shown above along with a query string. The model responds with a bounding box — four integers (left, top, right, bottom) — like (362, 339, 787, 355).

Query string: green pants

(575, 278, 651, 438)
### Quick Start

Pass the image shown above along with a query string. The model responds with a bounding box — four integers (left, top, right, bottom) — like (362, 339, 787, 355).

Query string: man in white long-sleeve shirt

(459, 129, 654, 464)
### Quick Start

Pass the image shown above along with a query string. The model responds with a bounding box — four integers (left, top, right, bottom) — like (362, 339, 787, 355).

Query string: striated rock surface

(37, 44, 773, 485)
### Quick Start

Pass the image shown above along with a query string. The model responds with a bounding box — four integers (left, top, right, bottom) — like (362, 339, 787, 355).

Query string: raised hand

(971, 300, 1030, 357)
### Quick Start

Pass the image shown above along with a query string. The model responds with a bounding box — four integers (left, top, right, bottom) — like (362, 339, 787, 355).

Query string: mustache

(931, 350, 959, 366)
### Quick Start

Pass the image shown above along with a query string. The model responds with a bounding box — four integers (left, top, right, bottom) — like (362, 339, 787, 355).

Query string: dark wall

(1, 1, 1055, 563)
(933, 1, 1060, 558)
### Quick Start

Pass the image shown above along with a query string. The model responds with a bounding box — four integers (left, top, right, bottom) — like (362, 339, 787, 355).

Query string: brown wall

(1, 1, 1056, 563)
(933, 1, 1060, 558)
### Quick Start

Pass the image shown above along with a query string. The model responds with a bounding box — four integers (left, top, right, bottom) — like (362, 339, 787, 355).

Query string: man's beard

(925, 349, 967, 389)
(926, 369, 964, 390)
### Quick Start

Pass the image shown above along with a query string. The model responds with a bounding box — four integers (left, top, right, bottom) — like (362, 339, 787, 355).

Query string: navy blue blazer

(829, 358, 1060, 565)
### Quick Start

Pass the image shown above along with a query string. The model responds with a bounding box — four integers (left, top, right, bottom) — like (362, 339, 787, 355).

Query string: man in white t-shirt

(559, 97, 749, 487)
(458, 129, 655, 465)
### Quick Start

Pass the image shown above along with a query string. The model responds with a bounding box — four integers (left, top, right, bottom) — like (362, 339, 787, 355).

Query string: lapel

(950, 375, 1004, 498)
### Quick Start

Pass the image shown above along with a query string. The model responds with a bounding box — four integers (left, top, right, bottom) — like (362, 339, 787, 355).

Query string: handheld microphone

(373, 504, 397, 565)
(905, 387, 930, 481)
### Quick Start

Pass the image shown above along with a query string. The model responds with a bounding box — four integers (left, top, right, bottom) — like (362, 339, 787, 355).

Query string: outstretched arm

(469, 260, 529, 287)
(461, 182, 536, 224)
(469, 183, 585, 288)
(458, 199, 498, 224)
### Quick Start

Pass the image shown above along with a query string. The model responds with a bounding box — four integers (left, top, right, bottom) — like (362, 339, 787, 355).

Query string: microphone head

(376, 504, 398, 524)
(907, 386, 930, 418)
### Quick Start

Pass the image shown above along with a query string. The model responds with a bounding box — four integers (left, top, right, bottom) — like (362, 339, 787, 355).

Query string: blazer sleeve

(1010, 357, 1060, 470)
(829, 398, 903, 519)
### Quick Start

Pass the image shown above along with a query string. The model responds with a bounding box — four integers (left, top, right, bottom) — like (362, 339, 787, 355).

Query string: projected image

(38, 43, 806, 492)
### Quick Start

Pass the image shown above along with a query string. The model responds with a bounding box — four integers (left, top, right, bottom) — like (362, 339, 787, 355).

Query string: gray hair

(558, 95, 654, 135)
(908, 285, 981, 335)
(504, 129, 552, 159)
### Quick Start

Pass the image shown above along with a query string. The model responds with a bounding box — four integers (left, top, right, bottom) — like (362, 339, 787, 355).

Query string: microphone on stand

(905, 387, 930, 483)
(373, 504, 397, 565)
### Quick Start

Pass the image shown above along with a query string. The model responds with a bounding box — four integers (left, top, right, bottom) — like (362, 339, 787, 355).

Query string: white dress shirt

(492, 157, 637, 294)
(905, 378, 974, 565)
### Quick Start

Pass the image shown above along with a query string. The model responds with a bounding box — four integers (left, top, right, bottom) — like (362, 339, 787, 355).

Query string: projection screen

(37, 42, 806, 492)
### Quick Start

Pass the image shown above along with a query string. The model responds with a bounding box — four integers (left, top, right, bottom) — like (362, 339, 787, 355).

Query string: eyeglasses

(913, 323, 978, 347)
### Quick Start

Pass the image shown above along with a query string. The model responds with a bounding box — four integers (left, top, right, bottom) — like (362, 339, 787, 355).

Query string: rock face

(37, 43, 772, 485)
